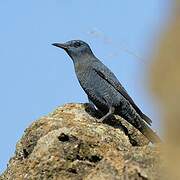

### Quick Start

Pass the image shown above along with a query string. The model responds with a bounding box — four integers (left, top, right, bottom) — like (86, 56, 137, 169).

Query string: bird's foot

(96, 117, 106, 123)
(96, 107, 115, 123)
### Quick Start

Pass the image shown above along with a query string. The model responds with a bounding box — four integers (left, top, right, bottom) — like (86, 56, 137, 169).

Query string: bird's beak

(52, 43, 68, 50)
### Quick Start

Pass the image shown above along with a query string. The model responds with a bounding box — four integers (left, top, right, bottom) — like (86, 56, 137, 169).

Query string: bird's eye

(74, 42, 81, 48)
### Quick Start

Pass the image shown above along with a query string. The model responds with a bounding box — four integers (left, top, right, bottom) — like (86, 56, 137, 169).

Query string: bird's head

(52, 40, 94, 61)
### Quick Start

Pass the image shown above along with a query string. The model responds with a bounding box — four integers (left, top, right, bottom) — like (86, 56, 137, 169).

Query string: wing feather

(93, 66, 152, 125)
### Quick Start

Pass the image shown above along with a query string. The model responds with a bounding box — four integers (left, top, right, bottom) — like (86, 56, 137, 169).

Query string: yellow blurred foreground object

(151, 1, 180, 179)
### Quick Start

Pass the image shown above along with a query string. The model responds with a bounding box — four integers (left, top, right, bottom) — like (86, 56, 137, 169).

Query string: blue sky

(0, 0, 171, 173)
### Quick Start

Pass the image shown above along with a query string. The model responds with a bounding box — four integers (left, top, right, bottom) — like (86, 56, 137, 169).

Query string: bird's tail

(137, 120, 161, 144)
(118, 109, 161, 144)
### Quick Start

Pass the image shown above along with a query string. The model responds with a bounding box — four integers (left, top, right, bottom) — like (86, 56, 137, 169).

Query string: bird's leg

(97, 107, 115, 123)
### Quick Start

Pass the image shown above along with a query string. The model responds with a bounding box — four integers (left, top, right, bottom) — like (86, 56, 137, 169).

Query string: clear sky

(0, 0, 171, 173)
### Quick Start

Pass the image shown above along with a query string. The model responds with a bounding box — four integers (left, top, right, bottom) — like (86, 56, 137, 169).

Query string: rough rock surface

(1, 103, 161, 180)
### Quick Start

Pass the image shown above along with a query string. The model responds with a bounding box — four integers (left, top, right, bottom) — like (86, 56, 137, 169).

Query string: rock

(1, 103, 161, 180)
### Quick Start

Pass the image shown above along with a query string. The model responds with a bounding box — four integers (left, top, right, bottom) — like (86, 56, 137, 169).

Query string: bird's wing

(93, 65, 152, 125)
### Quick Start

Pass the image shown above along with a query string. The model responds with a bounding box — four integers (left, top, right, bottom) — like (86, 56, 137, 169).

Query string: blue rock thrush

(52, 40, 161, 144)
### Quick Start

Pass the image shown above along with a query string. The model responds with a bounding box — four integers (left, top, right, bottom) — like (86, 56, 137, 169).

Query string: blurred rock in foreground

(150, 2, 180, 179)
(1, 103, 161, 180)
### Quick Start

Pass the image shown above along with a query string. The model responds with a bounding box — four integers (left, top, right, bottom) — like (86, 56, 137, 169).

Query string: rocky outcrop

(1, 103, 162, 180)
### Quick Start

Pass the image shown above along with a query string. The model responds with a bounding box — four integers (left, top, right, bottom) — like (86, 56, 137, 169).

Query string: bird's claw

(96, 117, 105, 123)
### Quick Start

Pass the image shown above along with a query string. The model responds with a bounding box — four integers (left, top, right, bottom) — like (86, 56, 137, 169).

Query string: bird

(52, 40, 161, 144)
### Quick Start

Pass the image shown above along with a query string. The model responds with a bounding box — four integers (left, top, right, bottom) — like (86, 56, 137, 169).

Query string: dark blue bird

(52, 40, 161, 144)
